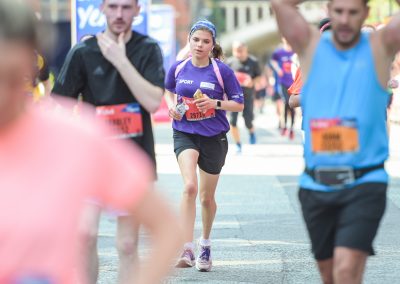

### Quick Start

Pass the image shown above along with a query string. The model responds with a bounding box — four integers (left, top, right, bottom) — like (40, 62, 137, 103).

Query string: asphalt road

(98, 103, 400, 283)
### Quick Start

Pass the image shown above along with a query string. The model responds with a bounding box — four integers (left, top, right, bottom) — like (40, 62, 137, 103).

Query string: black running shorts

(280, 85, 291, 104)
(299, 182, 387, 260)
(173, 129, 228, 175)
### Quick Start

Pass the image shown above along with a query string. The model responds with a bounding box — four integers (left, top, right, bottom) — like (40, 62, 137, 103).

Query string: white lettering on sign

(78, 5, 143, 30)
(78, 5, 106, 29)
(96, 108, 115, 116)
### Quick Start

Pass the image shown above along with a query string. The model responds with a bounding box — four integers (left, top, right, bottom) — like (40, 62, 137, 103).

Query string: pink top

(0, 100, 152, 283)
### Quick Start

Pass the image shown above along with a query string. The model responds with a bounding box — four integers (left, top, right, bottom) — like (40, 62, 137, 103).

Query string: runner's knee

(333, 255, 361, 283)
(244, 118, 253, 129)
(79, 227, 98, 249)
(183, 182, 198, 198)
(333, 264, 358, 283)
(317, 258, 334, 284)
(321, 274, 333, 284)
(200, 194, 216, 208)
(116, 237, 139, 257)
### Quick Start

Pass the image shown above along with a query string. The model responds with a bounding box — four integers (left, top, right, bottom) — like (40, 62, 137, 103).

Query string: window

(234, 7, 239, 28)
(258, 6, 263, 20)
(220, 7, 226, 32)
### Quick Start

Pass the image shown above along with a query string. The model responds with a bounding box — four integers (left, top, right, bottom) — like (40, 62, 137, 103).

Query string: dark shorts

(230, 93, 254, 129)
(255, 89, 267, 100)
(388, 94, 393, 109)
(272, 91, 282, 102)
(173, 129, 228, 175)
(299, 182, 387, 260)
(280, 85, 291, 104)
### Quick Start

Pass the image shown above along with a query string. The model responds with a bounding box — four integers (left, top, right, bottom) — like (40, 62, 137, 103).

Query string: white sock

(200, 238, 211, 247)
(184, 242, 195, 250)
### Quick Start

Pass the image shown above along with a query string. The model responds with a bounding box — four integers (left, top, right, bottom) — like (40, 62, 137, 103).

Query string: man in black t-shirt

(226, 41, 261, 153)
(52, 0, 165, 282)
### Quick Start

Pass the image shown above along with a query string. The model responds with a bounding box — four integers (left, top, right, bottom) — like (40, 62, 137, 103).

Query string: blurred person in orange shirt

(288, 18, 332, 109)
(0, 1, 181, 283)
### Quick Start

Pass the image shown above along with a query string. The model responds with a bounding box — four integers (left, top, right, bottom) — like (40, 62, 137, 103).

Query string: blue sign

(72, 0, 149, 44)
(149, 5, 176, 71)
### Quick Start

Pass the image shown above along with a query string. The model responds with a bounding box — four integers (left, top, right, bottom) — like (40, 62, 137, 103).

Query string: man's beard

(333, 30, 361, 49)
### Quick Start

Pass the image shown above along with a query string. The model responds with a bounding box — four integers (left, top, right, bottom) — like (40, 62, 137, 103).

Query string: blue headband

(189, 20, 217, 43)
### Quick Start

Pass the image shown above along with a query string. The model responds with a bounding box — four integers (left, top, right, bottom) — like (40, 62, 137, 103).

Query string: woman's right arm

(165, 90, 183, 121)
(164, 89, 176, 109)
(164, 62, 184, 121)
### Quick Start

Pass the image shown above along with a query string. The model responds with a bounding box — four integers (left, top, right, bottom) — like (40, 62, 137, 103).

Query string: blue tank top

(300, 32, 389, 191)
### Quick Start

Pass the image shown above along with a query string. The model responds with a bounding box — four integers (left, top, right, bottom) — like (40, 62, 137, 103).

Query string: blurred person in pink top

(0, 1, 181, 283)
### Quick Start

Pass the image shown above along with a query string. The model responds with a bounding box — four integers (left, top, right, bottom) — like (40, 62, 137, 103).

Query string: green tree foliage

(367, 0, 399, 24)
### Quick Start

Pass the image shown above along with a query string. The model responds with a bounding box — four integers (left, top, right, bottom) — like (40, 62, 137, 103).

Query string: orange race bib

(311, 118, 359, 154)
(182, 97, 215, 121)
(96, 103, 143, 138)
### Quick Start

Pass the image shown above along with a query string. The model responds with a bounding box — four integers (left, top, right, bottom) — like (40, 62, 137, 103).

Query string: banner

(150, 5, 176, 123)
(71, 0, 149, 44)
(149, 5, 175, 72)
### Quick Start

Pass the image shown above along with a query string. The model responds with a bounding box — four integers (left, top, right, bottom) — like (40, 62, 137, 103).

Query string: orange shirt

(288, 68, 303, 95)
(0, 99, 152, 283)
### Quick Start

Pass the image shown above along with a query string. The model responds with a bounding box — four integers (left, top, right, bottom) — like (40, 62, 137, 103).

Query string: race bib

(96, 103, 143, 138)
(182, 97, 215, 121)
(310, 118, 359, 154)
(234, 71, 252, 86)
(282, 61, 292, 74)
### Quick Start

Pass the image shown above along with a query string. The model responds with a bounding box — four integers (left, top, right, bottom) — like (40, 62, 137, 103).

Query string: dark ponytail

(212, 43, 224, 60)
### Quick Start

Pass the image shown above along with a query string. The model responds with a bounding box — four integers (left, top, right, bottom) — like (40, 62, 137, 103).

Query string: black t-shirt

(226, 55, 261, 96)
(52, 31, 165, 163)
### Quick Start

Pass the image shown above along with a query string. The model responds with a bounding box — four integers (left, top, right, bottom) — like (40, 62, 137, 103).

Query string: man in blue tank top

(272, 0, 400, 283)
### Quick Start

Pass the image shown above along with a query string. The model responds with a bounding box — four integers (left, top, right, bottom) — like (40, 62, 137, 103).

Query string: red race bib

(96, 103, 143, 138)
(234, 71, 252, 86)
(282, 61, 292, 74)
(182, 97, 215, 121)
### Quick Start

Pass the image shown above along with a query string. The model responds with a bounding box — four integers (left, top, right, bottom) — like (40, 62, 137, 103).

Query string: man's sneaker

(235, 143, 242, 154)
(249, 133, 256, 144)
(281, 127, 287, 136)
(289, 129, 294, 140)
(176, 248, 195, 268)
(196, 245, 212, 272)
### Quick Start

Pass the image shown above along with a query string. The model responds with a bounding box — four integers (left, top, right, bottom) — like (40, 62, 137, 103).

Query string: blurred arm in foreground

(0, 1, 181, 283)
